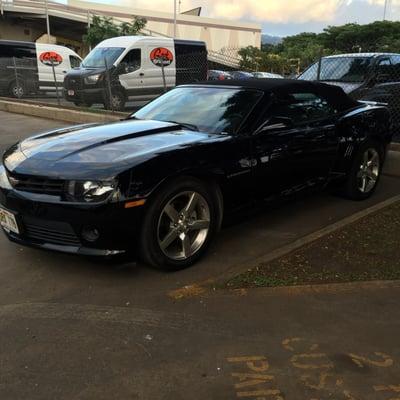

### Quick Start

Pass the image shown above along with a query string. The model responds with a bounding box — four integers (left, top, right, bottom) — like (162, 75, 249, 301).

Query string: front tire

(104, 90, 125, 111)
(343, 142, 383, 200)
(140, 177, 219, 270)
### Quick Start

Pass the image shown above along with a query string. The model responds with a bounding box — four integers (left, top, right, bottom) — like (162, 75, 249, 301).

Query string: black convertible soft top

(201, 78, 359, 112)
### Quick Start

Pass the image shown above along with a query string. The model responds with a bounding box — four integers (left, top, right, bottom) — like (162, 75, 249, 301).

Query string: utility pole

(173, 0, 177, 38)
(383, 0, 389, 20)
(45, 0, 51, 42)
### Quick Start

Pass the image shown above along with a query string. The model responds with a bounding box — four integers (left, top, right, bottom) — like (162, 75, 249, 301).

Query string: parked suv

(298, 53, 400, 134)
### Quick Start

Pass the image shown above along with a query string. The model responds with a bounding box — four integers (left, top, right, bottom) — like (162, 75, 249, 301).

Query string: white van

(63, 36, 208, 110)
(0, 40, 82, 97)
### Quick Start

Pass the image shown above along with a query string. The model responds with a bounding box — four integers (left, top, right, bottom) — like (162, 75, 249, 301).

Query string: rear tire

(9, 80, 25, 98)
(139, 177, 219, 270)
(343, 141, 383, 200)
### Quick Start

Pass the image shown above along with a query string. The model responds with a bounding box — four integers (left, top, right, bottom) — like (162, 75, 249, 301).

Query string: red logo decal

(150, 47, 173, 67)
(39, 51, 63, 66)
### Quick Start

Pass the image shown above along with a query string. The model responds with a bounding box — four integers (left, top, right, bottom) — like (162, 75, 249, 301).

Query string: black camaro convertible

(0, 80, 393, 269)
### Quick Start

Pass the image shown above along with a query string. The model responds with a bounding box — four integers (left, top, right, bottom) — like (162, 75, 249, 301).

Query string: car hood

(3, 119, 218, 180)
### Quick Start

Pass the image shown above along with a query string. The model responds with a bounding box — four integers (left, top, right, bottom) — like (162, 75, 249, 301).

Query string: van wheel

(104, 90, 125, 111)
(9, 80, 25, 98)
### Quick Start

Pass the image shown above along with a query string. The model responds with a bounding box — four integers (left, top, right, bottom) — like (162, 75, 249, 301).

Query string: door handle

(139, 72, 144, 77)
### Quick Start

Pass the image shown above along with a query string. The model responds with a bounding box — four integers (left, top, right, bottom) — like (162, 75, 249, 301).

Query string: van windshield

(82, 47, 125, 68)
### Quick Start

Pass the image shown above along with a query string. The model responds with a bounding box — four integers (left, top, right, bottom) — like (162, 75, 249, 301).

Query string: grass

(224, 201, 400, 289)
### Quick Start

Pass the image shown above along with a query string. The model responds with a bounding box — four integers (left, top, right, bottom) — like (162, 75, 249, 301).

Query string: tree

(240, 20, 400, 75)
(84, 15, 147, 48)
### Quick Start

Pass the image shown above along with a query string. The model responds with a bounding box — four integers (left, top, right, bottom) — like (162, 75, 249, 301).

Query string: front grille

(7, 173, 65, 196)
(64, 76, 83, 90)
(24, 220, 81, 247)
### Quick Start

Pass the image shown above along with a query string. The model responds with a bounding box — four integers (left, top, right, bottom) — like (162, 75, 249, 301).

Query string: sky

(115, 0, 400, 36)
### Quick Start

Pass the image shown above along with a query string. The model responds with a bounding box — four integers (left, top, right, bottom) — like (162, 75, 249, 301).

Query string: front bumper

(0, 187, 145, 257)
(63, 88, 105, 105)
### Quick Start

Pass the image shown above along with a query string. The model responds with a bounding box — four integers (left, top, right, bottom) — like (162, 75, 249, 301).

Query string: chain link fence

(2, 50, 400, 141)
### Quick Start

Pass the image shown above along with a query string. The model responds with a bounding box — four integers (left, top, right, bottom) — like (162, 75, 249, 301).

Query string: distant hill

(262, 34, 283, 45)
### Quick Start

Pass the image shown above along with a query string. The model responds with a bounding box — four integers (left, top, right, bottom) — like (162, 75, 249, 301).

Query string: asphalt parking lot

(1, 110, 400, 399)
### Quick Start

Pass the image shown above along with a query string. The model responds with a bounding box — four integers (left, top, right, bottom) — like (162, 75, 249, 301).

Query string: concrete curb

(0, 98, 124, 124)
(220, 279, 400, 297)
(212, 194, 400, 285)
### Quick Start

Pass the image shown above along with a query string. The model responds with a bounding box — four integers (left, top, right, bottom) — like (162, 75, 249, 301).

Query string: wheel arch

(144, 169, 226, 231)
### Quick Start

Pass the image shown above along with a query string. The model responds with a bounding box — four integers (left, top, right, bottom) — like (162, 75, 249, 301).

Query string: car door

(252, 92, 339, 199)
(118, 48, 145, 98)
(252, 98, 310, 199)
(287, 92, 340, 186)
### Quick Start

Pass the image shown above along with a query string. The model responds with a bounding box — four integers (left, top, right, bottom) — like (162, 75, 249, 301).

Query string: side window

(69, 55, 81, 68)
(391, 55, 400, 65)
(377, 58, 391, 66)
(298, 63, 318, 80)
(267, 92, 337, 125)
(376, 58, 394, 82)
(121, 49, 141, 72)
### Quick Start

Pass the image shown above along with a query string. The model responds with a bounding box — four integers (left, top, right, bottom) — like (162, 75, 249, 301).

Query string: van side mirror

(259, 116, 294, 133)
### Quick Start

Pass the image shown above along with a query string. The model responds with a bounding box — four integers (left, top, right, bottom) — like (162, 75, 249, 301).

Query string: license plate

(0, 207, 19, 234)
(68, 90, 75, 96)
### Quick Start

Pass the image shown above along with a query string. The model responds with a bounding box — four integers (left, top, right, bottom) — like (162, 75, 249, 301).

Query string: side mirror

(259, 116, 294, 133)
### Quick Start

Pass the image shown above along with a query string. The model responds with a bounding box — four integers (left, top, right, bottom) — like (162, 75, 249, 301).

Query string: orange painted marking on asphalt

(167, 284, 206, 300)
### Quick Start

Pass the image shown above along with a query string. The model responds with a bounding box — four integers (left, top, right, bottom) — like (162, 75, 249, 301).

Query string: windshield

(82, 47, 125, 68)
(299, 57, 373, 83)
(132, 86, 263, 134)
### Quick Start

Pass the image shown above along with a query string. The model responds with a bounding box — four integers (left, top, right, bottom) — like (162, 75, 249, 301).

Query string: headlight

(66, 180, 117, 203)
(0, 166, 12, 190)
(84, 74, 102, 85)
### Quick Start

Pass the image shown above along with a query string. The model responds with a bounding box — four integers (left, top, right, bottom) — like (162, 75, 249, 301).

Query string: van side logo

(150, 48, 173, 67)
(39, 51, 63, 66)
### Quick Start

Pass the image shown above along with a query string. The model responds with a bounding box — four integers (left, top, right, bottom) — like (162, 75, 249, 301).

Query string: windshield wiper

(166, 120, 199, 131)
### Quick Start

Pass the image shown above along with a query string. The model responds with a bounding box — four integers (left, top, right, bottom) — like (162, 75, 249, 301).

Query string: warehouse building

(0, 0, 261, 64)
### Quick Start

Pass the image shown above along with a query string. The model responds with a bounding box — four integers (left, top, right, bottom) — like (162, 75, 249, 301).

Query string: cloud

(119, 0, 345, 23)
(117, 0, 400, 26)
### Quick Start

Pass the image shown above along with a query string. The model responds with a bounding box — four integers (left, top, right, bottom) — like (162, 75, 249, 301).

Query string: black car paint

(0, 83, 392, 256)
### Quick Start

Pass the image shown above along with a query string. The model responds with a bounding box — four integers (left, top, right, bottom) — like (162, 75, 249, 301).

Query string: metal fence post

(12, 57, 21, 99)
(158, 57, 167, 92)
(50, 59, 61, 106)
(104, 57, 114, 112)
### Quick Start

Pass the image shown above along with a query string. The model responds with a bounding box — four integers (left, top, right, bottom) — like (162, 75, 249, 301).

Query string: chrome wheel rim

(357, 148, 380, 194)
(111, 94, 122, 109)
(157, 191, 211, 261)
(12, 85, 23, 97)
